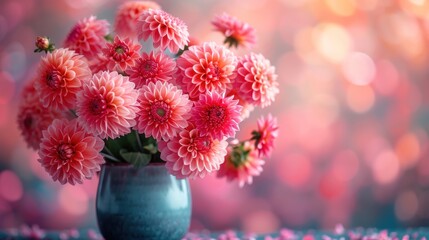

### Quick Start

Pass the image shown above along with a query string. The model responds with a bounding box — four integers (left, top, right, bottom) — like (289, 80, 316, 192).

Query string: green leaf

(119, 150, 151, 168)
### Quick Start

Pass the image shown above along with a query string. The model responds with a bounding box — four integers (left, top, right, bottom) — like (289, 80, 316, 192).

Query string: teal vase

(96, 163, 192, 240)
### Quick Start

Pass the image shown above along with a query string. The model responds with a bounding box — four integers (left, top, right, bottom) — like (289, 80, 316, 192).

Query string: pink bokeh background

(1, 0, 429, 233)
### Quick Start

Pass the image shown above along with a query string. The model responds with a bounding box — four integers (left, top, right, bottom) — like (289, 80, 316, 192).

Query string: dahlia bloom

(135, 81, 192, 141)
(226, 89, 254, 120)
(114, 1, 161, 39)
(34, 48, 92, 111)
(76, 71, 139, 139)
(127, 51, 176, 89)
(137, 9, 189, 53)
(212, 13, 256, 49)
(176, 42, 237, 100)
(64, 16, 109, 59)
(217, 141, 265, 187)
(158, 125, 228, 179)
(191, 91, 242, 140)
(253, 114, 279, 157)
(96, 36, 141, 72)
(38, 119, 105, 185)
(233, 53, 279, 108)
(17, 81, 63, 150)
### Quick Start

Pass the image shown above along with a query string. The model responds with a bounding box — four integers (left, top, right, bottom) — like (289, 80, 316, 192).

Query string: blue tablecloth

(1, 226, 429, 239)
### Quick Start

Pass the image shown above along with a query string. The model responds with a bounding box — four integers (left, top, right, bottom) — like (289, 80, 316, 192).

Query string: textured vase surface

(96, 163, 191, 240)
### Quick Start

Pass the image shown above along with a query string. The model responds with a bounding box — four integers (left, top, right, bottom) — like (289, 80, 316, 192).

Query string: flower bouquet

(17, 1, 279, 188)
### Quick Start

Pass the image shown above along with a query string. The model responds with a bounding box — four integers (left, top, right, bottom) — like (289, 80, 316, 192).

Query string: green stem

(101, 152, 121, 162)
(134, 130, 144, 152)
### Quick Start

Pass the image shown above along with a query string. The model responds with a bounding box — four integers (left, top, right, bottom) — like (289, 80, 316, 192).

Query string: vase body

(96, 163, 191, 240)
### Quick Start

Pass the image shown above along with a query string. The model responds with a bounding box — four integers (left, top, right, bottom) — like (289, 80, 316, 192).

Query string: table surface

(1, 226, 429, 239)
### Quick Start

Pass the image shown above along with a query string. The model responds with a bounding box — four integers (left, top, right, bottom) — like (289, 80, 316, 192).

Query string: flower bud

(35, 36, 49, 50)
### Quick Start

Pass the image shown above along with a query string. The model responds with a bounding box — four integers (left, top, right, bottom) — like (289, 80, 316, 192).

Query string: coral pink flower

(253, 114, 279, 157)
(233, 53, 279, 108)
(114, 1, 161, 39)
(135, 81, 191, 141)
(137, 9, 189, 53)
(64, 16, 109, 59)
(127, 51, 176, 89)
(34, 48, 91, 111)
(191, 91, 242, 140)
(212, 13, 256, 49)
(226, 89, 254, 120)
(17, 80, 63, 150)
(217, 141, 265, 187)
(38, 119, 105, 185)
(176, 42, 237, 100)
(158, 125, 228, 179)
(76, 71, 139, 139)
(95, 36, 141, 72)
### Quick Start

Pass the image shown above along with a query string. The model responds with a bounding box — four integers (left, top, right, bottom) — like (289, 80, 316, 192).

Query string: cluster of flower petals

(135, 81, 192, 141)
(76, 71, 139, 139)
(211, 12, 256, 48)
(94, 36, 141, 72)
(176, 41, 237, 100)
(34, 48, 92, 111)
(255, 114, 279, 157)
(38, 119, 105, 185)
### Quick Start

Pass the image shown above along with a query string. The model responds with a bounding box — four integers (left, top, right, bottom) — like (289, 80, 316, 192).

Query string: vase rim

(102, 162, 166, 168)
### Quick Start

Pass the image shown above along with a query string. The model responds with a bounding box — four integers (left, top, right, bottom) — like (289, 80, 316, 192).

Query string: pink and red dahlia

(64, 16, 109, 60)
(191, 91, 242, 140)
(95, 36, 141, 72)
(158, 125, 228, 179)
(135, 81, 191, 141)
(114, 1, 161, 39)
(176, 42, 237, 100)
(226, 89, 254, 120)
(76, 71, 139, 139)
(253, 114, 278, 157)
(17, 81, 63, 150)
(127, 51, 176, 89)
(38, 119, 105, 185)
(233, 53, 279, 108)
(217, 141, 265, 187)
(34, 48, 92, 111)
(137, 9, 189, 53)
(212, 13, 256, 49)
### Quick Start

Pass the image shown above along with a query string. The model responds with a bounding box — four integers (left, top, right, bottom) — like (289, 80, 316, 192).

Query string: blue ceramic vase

(96, 163, 191, 240)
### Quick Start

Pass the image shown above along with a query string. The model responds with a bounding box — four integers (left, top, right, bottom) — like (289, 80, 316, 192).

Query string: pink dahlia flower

(135, 81, 191, 141)
(217, 141, 265, 187)
(38, 119, 105, 185)
(233, 53, 279, 108)
(96, 36, 141, 72)
(176, 42, 237, 100)
(114, 1, 161, 39)
(76, 71, 139, 139)
(212, 13, 256, 49)
(137, 9, 189, 53)
(17, 81, 63, 150)
(34, 48, 91, 111)
(191, 91, 242, 140)
(226, 89, 254, 120)
(64, 16, 109, 60)
(158, 125, 228, 179)
(127, 51, 176, 89)
(253, 114, 279, 157)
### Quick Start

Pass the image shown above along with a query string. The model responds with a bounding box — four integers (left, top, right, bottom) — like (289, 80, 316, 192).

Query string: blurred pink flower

(212, 13, 256, 49)
(135, 81, 192, 141)
(227, 88, 254, 120)
(158, 125, 228, 179)
(217, 141, 264, 187)
(64, 16, 110, 59)
(233, 53, 279, 108)
(17, 81, 64, 150)
(76, 71, 139, 139)
(176, 42, 237, 100)
(114, 1, 161, 39)
(20, 224, 45, 239)
(253, 114, 279, 157)
(96, 36, 141, 72)
(127, 51, 176, 89)
(137, 9, 189, 53)
(34, 48, 91, 111)
(38, 119, 105, 185)
(191, 91, 242, 140)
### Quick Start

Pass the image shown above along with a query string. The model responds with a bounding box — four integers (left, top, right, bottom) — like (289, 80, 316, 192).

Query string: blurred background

(1, 0, 429, 234)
